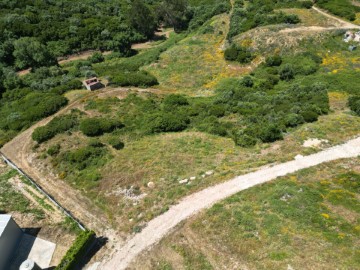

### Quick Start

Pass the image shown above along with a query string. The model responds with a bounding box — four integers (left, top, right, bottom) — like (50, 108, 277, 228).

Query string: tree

(129, 0, 157, 39)
(13, 37, 57, 69)
(279, 64, 295, 81)
(159, 0, 192, 32)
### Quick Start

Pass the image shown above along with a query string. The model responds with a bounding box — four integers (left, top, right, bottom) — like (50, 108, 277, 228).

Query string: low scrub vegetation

(79, 118, 123, 137)
(349, 95, 360, 116)
(32, 114, 79, 144)
(315, 0, 360, 21)
(227, 0, 302, 40)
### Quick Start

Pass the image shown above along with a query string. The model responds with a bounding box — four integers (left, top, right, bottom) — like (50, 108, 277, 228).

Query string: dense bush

(108, 137, 125, 150)
(265, 55, 282, 67)
(79, 118, 123, 137)
(146, 112, 189, 133)
(163, 94, 189, 110)
(32, 114, 78, 143)
(348, 96, 360, 116)
(224, 45, 255, 64)
(88, 52, 104, 64)
(62, 145, 107, 170)
(55, 230, 95, 270)
(279, 64, 295, 81)
(110, 71, 158, 87)
(47, 144, 61, 156)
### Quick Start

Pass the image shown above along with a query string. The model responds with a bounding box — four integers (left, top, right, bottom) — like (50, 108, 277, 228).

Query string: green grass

(0, 168, 45, 219)
(138, 158, 360, 269)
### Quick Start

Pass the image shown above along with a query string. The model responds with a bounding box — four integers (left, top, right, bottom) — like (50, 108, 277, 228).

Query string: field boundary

(0, 152, 86, 231)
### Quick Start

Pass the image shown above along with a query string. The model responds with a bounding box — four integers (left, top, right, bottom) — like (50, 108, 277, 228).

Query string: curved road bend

(101, 136, 360, 269)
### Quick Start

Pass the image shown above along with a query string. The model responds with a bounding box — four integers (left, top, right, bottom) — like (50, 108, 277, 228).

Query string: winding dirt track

(0, 87, 160, 237)
(101, 137, 360, 270)
(279, 6, 360, 33)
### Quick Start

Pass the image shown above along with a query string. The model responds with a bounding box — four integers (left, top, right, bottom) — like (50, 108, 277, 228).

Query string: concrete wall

(0, 216, 23, 270)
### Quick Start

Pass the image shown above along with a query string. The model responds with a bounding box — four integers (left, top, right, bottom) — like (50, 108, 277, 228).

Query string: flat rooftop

(0, 214, 12, 237)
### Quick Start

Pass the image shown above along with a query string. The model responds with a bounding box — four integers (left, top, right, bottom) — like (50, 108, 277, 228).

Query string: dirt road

(280, 6, 360, 34)
(101, 136, 360, 270)
(1, 88, 135, 235)
(312, 6, 360, 29)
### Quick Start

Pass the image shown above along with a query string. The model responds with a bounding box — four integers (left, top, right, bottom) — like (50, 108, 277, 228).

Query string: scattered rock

(147, 182, 155, 189)
(287, 265, 294, 270)
(179, 179, 189, 184)
(280, 193, 292, 202)
(205, 170, 214, 176)
(201, 174, 206, 178)
(190, 176, 196, 181)
(303, 138, 329, 148)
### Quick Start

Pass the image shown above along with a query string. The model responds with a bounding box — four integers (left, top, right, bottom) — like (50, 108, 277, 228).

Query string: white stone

(205, 170, 214, 176)
(295, 154, 304, 160)
(303, 138, 329, 148)
(179, 179, 188, 184)
(190, 176, 196, 181)
(147, 182, 155, 188)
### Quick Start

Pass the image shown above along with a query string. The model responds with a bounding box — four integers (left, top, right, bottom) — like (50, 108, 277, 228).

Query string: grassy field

(0, 166, 44, 218)
(144, 14, 248, 95)
(131, 158, 360, 269)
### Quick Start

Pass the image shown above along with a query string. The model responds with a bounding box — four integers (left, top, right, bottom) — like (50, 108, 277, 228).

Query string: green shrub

(259, 124, 283, 143)
(348, 96, 360, 116)
(110, 71, 158, 87)
(47, 144, 61, 156)
(301, 1, 313, 9)
(265, 55, 282, 67)
(55, 230, 95, 270)
(79, 118, 123, 137)
(241, 76, 254, 87)
(88, 52, 104, 64)
(233, 132, 257, 147)
(108, 137, 125, 150)
(32, 114, 78, 143)
(224, 45, 254, 64)
(279, 64, 295, 81)
(163, 94, 189, 110)
(146, 112, 189, 133)
(63, 145, 106, 170)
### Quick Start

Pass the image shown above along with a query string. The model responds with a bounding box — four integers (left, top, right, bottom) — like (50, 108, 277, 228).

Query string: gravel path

(101, 136, 360, 270)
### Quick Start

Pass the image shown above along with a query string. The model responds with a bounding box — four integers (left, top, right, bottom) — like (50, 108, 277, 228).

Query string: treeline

(0, 65, 84, 146)
(315, 0, 360, 21)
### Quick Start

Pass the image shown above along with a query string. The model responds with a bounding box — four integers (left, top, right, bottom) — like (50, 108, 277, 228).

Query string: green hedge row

(55, 230, 95, 270)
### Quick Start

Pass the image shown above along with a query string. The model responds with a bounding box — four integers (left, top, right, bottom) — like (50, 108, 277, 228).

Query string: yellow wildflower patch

(321, 213, 330, 219)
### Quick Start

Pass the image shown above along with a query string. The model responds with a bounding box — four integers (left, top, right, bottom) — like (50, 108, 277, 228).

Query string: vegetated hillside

(1, 0, 360, 245)
(131, 158, 360, 269)
(0, 0, 231, 147)
(27, 26, 360, 233)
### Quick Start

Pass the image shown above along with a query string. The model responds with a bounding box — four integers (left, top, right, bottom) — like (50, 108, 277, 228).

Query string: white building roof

(0, 214, 12, 237)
